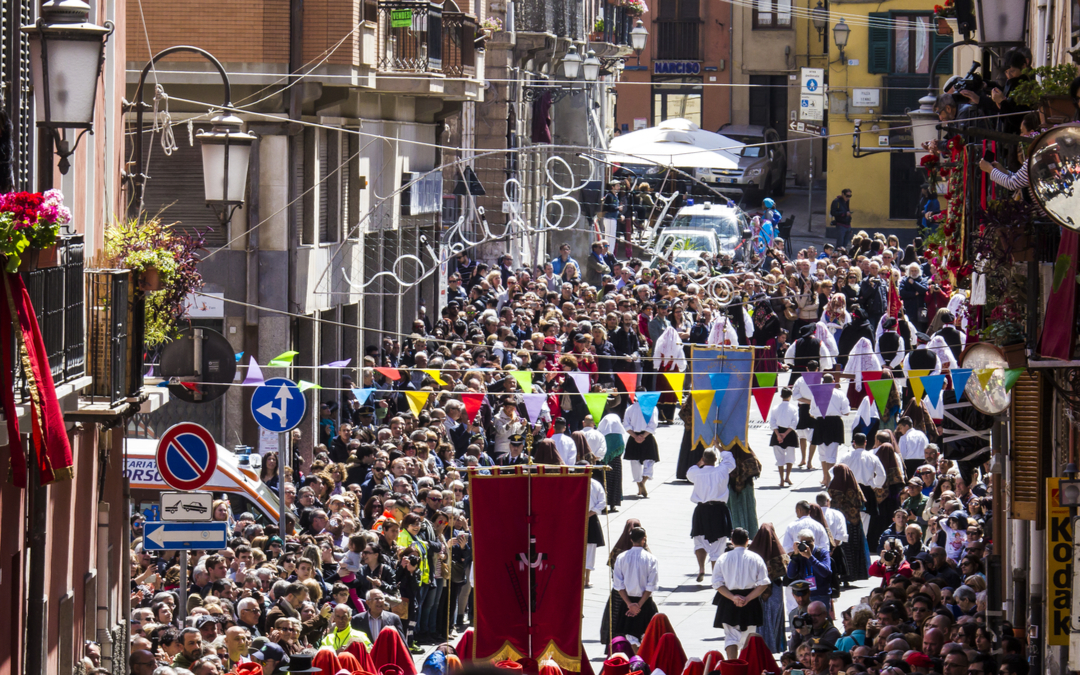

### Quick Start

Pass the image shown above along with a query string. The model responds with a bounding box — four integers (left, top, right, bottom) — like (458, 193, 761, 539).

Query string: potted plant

(933, 0, 955, 35)
(626, 0, 647, 15)
(480, 16, 502, 36)
(1010, 63, 1079, 123)
(0, 189, 71, 273)
(591, 18, 604, 40)
(105, 215, 206, 345)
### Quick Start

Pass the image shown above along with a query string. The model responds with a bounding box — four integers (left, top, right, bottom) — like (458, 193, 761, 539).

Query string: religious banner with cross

(468, 466, 591, 670)
(690, 346, 754, 450)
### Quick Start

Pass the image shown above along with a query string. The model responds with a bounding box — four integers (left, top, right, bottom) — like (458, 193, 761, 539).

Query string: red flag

(470, 469, 589, 670)
(751, 387, 775, 421)
(374, 366, 401, 381)
(462, 393, 484, 424)
(617, 372, 638, 402)
(887, 277, 902, 319)
(1040, 230, 1080, 359)
(861, 371, 883, 401)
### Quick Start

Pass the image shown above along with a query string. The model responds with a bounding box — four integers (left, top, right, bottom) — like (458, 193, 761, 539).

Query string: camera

(796, 541, 810, 553)
(948, 62, 982, 95)
(882, 550, 899, 565)
(406, 555, 421, 567)
(792, 614, 809, 629)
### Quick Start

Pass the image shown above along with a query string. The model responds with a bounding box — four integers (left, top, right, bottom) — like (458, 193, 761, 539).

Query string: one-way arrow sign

(143, 521, 229, 550)
(251, 377, 306, 433)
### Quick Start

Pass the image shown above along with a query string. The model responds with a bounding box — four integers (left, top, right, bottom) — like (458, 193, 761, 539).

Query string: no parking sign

(155, 423, 218, 491)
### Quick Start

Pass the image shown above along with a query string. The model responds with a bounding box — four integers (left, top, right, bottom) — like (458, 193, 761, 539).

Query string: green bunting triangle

(509, 370, 533, 394)
(866, 379, 894, 417)
(755, 372, 778, 388)
(1003, 368, 1025, 392)
(584, 392, 610, 424)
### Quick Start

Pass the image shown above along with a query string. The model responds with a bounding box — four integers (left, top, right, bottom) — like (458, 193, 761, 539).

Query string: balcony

(443, 12, 477, 78)
(85, 269, 145, 408)
(516, 0, 586, 39)
(376, 1, 483, 98)
(596, 5, 639, 52)
(656, 20, 700, 61)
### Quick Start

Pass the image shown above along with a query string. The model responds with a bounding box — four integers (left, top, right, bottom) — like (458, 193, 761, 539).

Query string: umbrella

(608, 118, 742, 171)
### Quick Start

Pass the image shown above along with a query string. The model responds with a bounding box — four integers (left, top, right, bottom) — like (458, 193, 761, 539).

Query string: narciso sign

(654, 61, 701, 75)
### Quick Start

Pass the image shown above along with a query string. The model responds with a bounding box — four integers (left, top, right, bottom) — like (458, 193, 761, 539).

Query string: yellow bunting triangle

(405, 391, 431, 416)
(907, 370, 930, 400)
(509, 370, 533, 393)
(976, 367, 996, 390)
(692, 390, 713, 423)
(422, 369, 447, 386)
(664, 372, 685, 403)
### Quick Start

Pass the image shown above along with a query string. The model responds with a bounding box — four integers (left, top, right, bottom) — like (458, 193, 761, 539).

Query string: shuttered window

(657, 0, 699, 21)
(754, 0, 792, 29)
(300, 129, 315, 245)
(868, 12, 954, 75)
(1010, 371, 1047, 522)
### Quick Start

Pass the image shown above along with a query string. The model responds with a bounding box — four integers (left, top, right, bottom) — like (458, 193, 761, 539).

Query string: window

(657, 0, 700, 20)
(753, 0, 792, 29)
(653, 79, 703, 127)
(891, 15, 931, 73)
(868, 12, 952, 75)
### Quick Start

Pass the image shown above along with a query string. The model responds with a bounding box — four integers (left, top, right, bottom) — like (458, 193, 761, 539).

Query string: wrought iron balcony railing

(86, 268, 145, 407)
(379, 1, 444, 73)
(443, 12, 477, 78)
(515, 0, 586, 40)
(598, 5, 637, 47)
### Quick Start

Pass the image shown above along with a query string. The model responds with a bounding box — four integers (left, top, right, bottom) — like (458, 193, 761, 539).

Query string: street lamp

(582, 49, 602, 82)
(130, 46, 255, 227)
(909, 94, 940, 163)
(976, 0, 1027, 46)
(811, 1, 828, 41)
(630, 20, 649, 53)
(22, 0, 114, 174)
(832, 18, 850, 63)
(562, 45, 582, 80)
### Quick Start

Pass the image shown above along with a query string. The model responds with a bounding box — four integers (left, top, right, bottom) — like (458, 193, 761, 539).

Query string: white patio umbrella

(608, 117, 742, 170)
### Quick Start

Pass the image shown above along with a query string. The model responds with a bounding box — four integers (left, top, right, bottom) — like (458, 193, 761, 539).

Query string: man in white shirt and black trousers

(711, 527, 770, 660)
(688, 448, 738, 582)
(836, 432, 886, 534)
(895, 416, 929, 481)
(611, 526, 660, 641)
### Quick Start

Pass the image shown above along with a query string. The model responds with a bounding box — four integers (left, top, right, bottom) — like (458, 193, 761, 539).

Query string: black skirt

(811, 416, 845, 446)
(691, 501, 733, 542)
(587, 513, 606, 546)
(770, 427, 800, 449)
(713, 588, 764, 630)
(796, 403, 814, 430)
(611, 591, 659, 639)
(624, 433, 660, 462)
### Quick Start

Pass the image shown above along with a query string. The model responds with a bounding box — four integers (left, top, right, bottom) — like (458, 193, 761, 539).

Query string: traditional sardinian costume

(828, 464, 870, 581)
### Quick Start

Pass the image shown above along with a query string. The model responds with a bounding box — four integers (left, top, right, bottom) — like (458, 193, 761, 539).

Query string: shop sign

(654, 61, 701, 75)
(391, 9, 412, 27)
(1047, 477, 1073, 646)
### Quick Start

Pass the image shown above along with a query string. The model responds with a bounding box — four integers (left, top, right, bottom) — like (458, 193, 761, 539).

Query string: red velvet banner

(469, 467, 590, 670)
(1039, 229, 1079, 360)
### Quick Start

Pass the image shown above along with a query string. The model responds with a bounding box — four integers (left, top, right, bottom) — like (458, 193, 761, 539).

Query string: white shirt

(780, 515, 831, 551)
(589, 479, 607, 516)
(687, 453, 737, 504)
(809, 388, 851, 419)
(712, 546, 770, 591)
(897, 428, 929, 461)
(581, 427, 607, 457)
(768, 400, 800, 431)
(551, 433, 578, 466)
(836, 446, 887, 488)
(612, 546, 660, 597)
(622, 403, 659, 434)
(822, 506, 849, 544)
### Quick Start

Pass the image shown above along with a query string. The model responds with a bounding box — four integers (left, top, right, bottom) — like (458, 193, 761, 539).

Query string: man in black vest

(785, 324, 826, 383)
(877, 317, 905, 369)
(932, 311, 965, 362)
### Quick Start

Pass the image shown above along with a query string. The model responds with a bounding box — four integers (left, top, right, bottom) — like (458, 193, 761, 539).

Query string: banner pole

(527, 460, 533, 659)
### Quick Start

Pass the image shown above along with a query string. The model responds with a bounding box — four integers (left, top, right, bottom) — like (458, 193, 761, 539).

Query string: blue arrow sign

(251, 377, 307, 432)
(142, 521, 229, 550)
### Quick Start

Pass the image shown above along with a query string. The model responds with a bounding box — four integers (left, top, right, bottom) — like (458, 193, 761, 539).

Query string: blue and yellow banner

(690, 346, 754, 450)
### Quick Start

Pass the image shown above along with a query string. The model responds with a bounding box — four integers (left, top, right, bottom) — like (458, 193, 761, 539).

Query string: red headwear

(453, 628, 474, 663)
(236, 663, 264, 675)
(718, 660, 747, 675)
(371, 627, 418, 675)
(679, 658, 704, 675)
(635, 614, 675, 667)
(602, 655, 631, 675)
(313, 648, 344, 675)
(537, 660, 562, 675)
(496, 661, 523, 672)
(379, 666, 405, 675)
(700, 651, 725, 675)
(343, 641, 377, 675)
(737, 636, 778, 675)
(338, 652, 364, 674)
(650, 634, 687, 675)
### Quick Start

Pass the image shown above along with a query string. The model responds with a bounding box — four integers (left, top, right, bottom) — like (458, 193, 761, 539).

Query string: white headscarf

(598, 412, 627, 439)
(653, 325, 687, 371)
(843, 337, 884, 390)
(927, 334, 959, 370)
(708, 316, 739, 346)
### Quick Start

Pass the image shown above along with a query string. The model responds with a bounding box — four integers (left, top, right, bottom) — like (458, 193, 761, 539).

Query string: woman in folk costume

(751, 299, 782, 372)
(675, 395, 704, 481)
(601, 519, 650, 648)
(599, 411, 628, 510)
(843, 336, 884, 410)
(653, 324, 686, 424)
(746, 523, 789, 654)
(707, 312, 739, 347)
(867, 439, 906, 548)
(812, 320, 839, 371)
(828, 464, 871, 582)
(725, 442, 761, 538)
(836, 306, 875, 369)
(649, 634, 687, 675)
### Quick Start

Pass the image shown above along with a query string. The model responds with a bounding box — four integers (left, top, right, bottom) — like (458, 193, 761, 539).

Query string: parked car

(650, 228, 720, 271)
(713, 124, 788, 201)
(660, 201, 748, 252)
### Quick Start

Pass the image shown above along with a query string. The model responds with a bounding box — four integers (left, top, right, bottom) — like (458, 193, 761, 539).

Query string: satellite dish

(159, 327, 237, 404)
(1028, 123, 1080, 230)
(959, 342, 1011, 415)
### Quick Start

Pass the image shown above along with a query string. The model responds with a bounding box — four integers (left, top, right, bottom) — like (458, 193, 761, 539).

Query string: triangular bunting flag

(405, 391, 431, 416)
(462, 393, 485, 424)
(584, 393, 610, 424)
(521, 394, 547, 424)
(297, 380, 322, 392)
(801, 371, 823, 386)
(951, 368, 973, 401)
(713, 388, 727, 411)
(146, 364, 154, 378)
(242, 356, 265, 385)
(866, 379, 894, 417)
(921, 374, 946, 407)
(1003, 368, 1025, 391)
(755, 372, 777, 388)
(268, 350, 299, 367)
(617, 372, 638, 401)
(510, 370, 533, 394)
(664, 372, 686, 403)
(638, 391, 661, 423)
(352, 388, 374, 405)
(569, 372, 591, 397)
(235, 351, 244, 362)
(321, 359, 352, 368)
(752, 387, 776, 420)
(861, 370, 883, 393)
(709, 372, 730, 392)
(808, 383, 835, 417)
(692, 390, 714, 423)
(976, 367, 996, 390)
(375, 366, 401, 381)
(908, 370, 931, 400)
(423, 369, 448, 386)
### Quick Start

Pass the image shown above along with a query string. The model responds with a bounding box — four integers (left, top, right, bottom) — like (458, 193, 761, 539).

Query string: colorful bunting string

(1003, 368, 1024, 391)
(242, 356, 265, 385)
(521, 393, 547, 424)
(584, 393, 610, 424)
(751, 387, 776, 420)
(268, 350, 299, 367)
(921, 374, 946, 407)
(510, 370, 533, 394)
(462, 393, 485, 423)
(866, 379, 895, 417)
(754, 372, 777, 388)
(375, 367, 402, 381)
(951, 368, 972, 401)
(976, 368, 996, 390)
(638, 391, 661, 423)
(405, 391, 431, 416)
(692, 390, 714, 423)
(297, 380, 322, 392)
(617, 372, 638, 401)
(663, 372, 686, 403)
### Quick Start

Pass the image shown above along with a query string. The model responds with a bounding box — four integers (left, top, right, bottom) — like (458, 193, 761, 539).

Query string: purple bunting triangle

(522, 393, 547, 424)
(242, 356, 265, 385)
(637, 391, 661, 423)
(322, 358, 352, 368)
(807, 383, 835, 417)
(801, 371, 823, 386)
(921, 374, 947, 407)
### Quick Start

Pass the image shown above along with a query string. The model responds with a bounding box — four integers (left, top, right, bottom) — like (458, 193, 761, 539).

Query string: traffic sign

(251, 377, 307, 433)
(789, 120, 823, 136)
(155, 423, 219, 491)
(143, 521, 229, 550)
(161, 491, 214, 521)
(800, 68, 824, 94)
